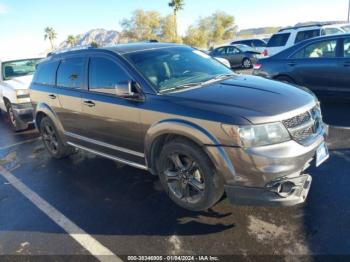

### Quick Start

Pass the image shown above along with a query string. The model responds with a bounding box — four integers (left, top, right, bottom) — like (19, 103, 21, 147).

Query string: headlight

(222, 122, 291, 147)
(16, 89, 30, 97)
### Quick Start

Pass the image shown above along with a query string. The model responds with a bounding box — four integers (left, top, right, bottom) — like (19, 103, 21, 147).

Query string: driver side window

(89, 57, 130, 95)
(226, 47, 239, 54)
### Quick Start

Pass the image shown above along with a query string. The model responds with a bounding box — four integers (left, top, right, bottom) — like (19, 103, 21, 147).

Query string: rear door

(55, 56, 86, 134)
(226, 46, 243, 66)
(30, 60, 61, 114)
(287, 39, 340, 95)
(77, 54, 144, 164)
(335, 37, 350, 97)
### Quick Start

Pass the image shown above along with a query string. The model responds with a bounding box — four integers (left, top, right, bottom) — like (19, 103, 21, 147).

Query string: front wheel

(157, 138, 224, 211)
(39, 117, 74, 159)
(5, 102, 19, 131)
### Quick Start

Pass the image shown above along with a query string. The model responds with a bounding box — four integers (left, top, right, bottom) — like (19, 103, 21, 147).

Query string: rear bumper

(225, 174, 312, 207)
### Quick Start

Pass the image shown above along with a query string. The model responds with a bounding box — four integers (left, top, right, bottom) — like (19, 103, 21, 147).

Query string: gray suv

(30, 43, 329, 211)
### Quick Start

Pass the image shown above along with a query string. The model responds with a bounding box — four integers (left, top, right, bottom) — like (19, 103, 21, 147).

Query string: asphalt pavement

(0, 95, 349, 261)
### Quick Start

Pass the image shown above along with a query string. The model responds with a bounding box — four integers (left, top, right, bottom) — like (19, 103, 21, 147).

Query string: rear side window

(89, 57, 130, 95)
(241, 40, 252, 46)
(34, 61, 59, 85)
(267, 33, 290, 47)
(295, 29, 320, 44)
(57, 58, 84, 89)
(292, 40, 337, 59)
(253, 40, 266, 47)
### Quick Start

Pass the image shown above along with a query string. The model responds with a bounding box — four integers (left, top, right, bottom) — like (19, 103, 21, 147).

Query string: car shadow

(0, 144, 235, 237)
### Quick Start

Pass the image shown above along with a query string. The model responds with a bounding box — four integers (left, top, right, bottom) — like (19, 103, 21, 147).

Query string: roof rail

(278, 22, 333, 32)
(47, 45, 97, 57)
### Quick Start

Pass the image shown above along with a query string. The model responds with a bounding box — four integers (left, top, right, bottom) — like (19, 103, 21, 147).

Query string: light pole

(348, 0, 350, 22)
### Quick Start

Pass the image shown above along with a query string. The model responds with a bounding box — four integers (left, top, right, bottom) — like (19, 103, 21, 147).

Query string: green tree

(44, 27, 57, 50)
(120, 10, 161, 41)
(168, 0, 185, 39)
(66, 35, 76, 47)
(183, 25, 207, 48)
(161, 14, 182, 43)
(184, 11, 237, 48)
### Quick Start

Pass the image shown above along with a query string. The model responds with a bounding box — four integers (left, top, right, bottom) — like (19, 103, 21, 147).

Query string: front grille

(282, 105, 323, 145)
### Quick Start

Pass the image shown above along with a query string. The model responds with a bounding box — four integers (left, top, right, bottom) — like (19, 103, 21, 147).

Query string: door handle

(288, 62, 297, 67)
(48, 94, 57, 100)
(83, 100, 95, 107)
(343, 62, 350, 67)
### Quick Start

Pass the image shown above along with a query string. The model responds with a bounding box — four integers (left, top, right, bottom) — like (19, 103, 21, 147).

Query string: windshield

(125, 47, 234, 92)
(342, 25, 350, 32)
(235, 44, 255, 52)
(2, 58, 41, 80)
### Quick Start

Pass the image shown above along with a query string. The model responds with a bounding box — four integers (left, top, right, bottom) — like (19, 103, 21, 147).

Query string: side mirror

(115, 81, 143, 100)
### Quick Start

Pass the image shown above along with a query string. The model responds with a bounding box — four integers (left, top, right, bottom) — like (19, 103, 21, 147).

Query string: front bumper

(12, 103, 34, 129)
(225, 174, 312, 206)
(206, 129, 327, 207)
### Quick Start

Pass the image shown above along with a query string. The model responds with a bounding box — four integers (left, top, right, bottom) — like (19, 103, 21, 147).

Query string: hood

(2, 75, 33, 90)
(165, 74, 317, 124)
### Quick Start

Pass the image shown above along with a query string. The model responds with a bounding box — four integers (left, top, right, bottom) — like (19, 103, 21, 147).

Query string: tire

(157, 138, 224, 211)
(39, 117, 74, 159)
(242, 58, 252, 69)
(5, 102, 22, 132)
(275, 75, 295, 84)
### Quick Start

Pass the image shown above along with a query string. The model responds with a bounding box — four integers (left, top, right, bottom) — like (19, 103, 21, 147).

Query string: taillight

(263, 49, 268, 56)
(253, 64, 262, 70)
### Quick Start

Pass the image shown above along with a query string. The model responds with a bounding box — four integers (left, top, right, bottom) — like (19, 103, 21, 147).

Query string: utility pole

(348, 0, 350, 22)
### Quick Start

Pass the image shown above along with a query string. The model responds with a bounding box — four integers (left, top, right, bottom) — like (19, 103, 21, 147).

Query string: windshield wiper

(160, 82, 204, 93)
(159, 74, 234, 93)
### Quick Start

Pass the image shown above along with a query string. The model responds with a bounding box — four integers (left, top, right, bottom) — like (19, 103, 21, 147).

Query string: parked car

(30, 43, 328, 211)
(264, 23, 346, 57)
(0, 57, 42, 131)
(231, 38, 267, 53)
(253, 34, 350, 99)
(210, 44, 260, 68)
(198, 49, 231, 68)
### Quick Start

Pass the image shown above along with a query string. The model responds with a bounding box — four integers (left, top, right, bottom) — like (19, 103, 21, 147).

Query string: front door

(77, 55, 144, 165)
(288, 39, 340, 96)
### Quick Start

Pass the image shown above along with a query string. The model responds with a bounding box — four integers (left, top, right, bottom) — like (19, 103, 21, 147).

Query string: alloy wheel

(163, 153, 205, 204)
(42, 123, 59, 155)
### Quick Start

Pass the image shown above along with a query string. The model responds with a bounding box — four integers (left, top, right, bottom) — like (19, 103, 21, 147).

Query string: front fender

(144, 119, 236, 183)
(34, 102, 67, 144)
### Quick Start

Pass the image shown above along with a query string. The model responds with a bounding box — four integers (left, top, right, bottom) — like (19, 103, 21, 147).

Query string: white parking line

(0, 138, 40, 151)
(0, 165, 122, 262)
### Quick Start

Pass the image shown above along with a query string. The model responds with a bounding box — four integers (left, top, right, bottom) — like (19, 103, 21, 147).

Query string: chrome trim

(288, 118, 315, 132)
(65, 132, 145, 158)
(67, 142, 148, 170)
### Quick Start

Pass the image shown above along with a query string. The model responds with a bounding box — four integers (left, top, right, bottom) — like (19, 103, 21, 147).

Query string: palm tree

(168, 0, 185, 39)
(44, 27, 57, 50)
(66, 35, 76, 47)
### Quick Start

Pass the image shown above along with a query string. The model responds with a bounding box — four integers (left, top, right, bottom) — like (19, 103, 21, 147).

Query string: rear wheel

(39, 117, 74, 159)
(242, 58, 252, 69)
(157, 138, 224, 211)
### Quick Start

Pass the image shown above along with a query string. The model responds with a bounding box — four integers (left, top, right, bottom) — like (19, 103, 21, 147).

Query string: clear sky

(0, 0, 348, 59)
